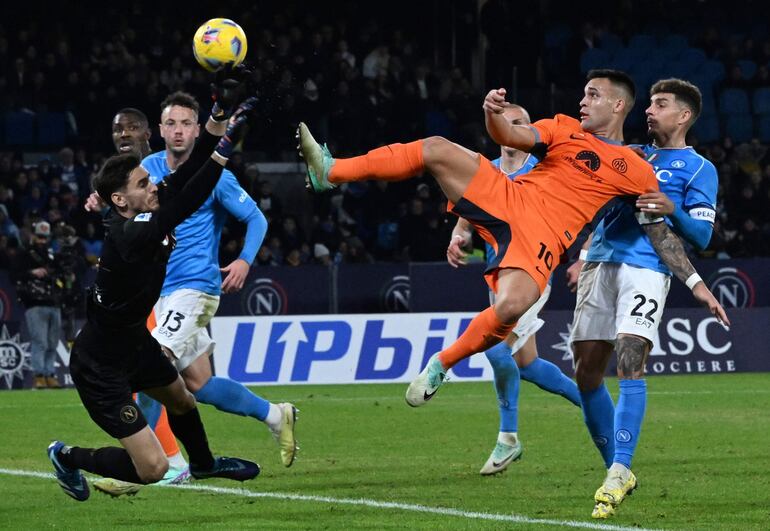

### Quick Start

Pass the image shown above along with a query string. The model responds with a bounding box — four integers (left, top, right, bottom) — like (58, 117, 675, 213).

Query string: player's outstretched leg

(297, 123, 337, 191)
(297, 122, 426, 193)
(192, 375, 299, 467)
(47, 441, 90, 502)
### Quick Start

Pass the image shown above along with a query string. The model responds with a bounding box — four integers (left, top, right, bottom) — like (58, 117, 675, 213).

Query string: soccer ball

(192, 18, 248, 72)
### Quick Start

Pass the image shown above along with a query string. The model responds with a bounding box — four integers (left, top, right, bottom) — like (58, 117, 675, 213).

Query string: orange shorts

(448, 156, 563, 294)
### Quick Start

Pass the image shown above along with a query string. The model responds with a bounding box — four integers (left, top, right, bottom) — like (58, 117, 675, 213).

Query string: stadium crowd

(1, 0, 770, 278)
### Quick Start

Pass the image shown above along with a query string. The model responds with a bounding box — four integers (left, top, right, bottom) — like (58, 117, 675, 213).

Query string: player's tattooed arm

(616, 335, 648, 378)
(642, 219, 731, 326)
(641, 222, 696, 283)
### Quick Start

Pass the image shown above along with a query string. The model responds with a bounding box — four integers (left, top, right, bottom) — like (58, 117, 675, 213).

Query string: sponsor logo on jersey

(611, 158, 628, 173)
(134, 213, 152, 222)
(239, 191, 248, 203)
(671, 159, 686, 168)
(575, 150, 601, 171)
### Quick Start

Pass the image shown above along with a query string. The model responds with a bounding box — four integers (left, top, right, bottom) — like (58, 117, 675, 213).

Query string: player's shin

(580, 384, 616, 469)
(329, 141, 424, 184)
(519, 358, 581, 407)
(613, 379, 646, 469)
(58, 446, 144, 484)
(486, 342, 520, 433)
(166, 408, 215, 470)
(438, 307, 515, 369)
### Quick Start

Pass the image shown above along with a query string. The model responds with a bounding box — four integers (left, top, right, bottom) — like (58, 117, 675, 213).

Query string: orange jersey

(451, 114, 659, 294)
(516, 114, 659, 251)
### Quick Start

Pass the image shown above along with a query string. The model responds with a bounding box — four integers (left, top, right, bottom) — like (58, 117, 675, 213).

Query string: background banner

(209, 308, 770, 386)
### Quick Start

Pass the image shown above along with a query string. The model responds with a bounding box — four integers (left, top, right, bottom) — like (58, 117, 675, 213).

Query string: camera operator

(52, 223, 86, 346)
(11, 221, 64, 389)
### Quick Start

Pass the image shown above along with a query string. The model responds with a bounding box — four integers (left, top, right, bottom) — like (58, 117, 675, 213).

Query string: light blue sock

(613, 379, 647, 469)
(485, 341, 519, 433)
(519, 358, 581, 407)
(580, 383, 616, 468)
(193, 376, 271, 421)
(135, 392, 162, 429)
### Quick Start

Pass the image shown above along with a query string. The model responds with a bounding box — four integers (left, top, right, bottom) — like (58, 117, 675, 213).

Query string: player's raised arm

(640, 220, 729, 326)
(483, 89, 537, 152)
(163, 66, 252, 193)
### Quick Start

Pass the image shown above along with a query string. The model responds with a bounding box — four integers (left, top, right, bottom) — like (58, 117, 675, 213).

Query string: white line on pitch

(0, 467, 657, 531)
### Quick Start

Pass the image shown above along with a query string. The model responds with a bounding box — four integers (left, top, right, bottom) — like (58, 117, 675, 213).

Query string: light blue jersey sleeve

(666, 151, 717, 251)
(212, 174, 267, 265)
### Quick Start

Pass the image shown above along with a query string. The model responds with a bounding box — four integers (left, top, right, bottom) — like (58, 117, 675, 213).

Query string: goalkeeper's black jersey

(87, 131, 222, 330)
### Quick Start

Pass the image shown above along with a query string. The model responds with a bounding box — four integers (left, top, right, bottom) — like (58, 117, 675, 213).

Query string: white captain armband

(688, 207, 716, 223)
(134, 213, 153, 222)
(635, 210, 664, 225)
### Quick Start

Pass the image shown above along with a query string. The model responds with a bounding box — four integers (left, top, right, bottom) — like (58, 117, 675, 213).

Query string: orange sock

(155, 406, 182, 458)
(438, 307, 515, 369)
(329, 140, 424, 184)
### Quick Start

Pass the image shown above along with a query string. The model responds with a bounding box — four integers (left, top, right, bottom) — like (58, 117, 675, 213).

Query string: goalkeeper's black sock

(167, 407, 215, 470)
(58, 446, 144, 484)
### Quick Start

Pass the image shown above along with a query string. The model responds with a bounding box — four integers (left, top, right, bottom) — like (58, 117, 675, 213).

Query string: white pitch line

(0, 467, 658, 531)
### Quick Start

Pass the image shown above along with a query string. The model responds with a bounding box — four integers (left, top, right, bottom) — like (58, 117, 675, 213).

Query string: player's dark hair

(116, 107, 148, 126)
(93, 153, 140, 208)
(160, 91, 200, 117)
(650, 78, 702, 122)
(587, 69, 636, 110)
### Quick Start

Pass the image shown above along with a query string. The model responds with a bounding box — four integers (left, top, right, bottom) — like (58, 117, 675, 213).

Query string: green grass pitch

(1, 373, 769, 530)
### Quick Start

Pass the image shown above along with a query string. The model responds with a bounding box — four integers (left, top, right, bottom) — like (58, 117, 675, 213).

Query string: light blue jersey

(142, 151, 267, 296)
(587, 145, 718, 274)
(485, 154, 539, 264)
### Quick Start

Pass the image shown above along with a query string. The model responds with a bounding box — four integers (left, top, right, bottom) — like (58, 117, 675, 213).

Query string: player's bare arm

(641, 221, 730, 325)
(483, 89, 536, 152)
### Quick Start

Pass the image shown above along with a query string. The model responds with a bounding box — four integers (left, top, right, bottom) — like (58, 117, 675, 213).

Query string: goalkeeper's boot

(93, 478, 142, 497)
(296, 122, 336, 192)
(47, 441, 90, 501)
(405, 354, 446, 407)
(592, 464, 637, 518)
(190, 457, 260, 482)
(479, 435, 523, 476)
(269, 403, 299, 467)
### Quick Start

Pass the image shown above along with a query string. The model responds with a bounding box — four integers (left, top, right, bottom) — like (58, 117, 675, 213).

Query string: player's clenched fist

(483, 88, 508, 114)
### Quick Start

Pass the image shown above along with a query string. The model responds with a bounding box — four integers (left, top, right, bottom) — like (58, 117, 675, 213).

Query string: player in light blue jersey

(143, 92, 298, 470)
(447, 104, 581, 475)
(565, 79, 718, 519)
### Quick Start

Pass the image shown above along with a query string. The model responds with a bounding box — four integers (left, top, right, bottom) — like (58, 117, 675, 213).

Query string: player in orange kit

(297, 69, 729, 406)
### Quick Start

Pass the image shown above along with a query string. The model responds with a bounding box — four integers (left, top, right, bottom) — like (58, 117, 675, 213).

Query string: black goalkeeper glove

(215, 96, 258, 159)
(210, 63, 255, 122)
